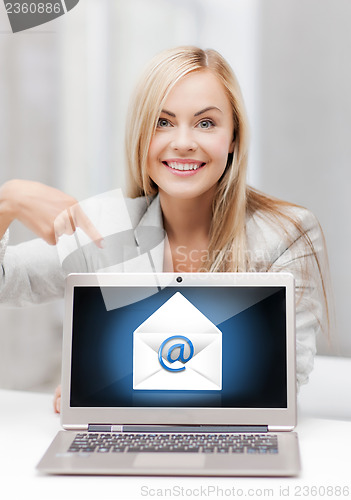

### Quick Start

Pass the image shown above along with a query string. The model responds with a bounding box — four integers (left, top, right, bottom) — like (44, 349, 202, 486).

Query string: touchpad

(133, 454, 206, 469)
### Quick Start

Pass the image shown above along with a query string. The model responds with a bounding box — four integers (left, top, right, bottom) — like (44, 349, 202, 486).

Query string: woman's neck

(159, 190, 213, 243)
(159, 189, 214, 272)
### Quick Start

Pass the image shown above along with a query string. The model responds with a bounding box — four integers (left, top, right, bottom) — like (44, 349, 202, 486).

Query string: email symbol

(133, 292, 222, 391)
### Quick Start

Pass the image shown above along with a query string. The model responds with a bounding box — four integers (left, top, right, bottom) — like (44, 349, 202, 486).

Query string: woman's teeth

(166, 162, 203, 171)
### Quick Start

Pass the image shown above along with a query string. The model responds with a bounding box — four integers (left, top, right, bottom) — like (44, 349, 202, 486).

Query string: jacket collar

(133, 194, 167, 273)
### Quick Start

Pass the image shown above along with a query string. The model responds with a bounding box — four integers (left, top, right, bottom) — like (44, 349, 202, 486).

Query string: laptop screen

(69, 284, 287, 409)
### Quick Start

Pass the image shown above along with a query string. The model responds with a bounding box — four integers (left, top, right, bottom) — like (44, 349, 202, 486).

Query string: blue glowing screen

(70, 286, 287, 408)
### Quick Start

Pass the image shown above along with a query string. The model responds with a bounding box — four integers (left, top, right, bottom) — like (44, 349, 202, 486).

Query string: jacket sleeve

(0, 195, 150, 307)
(0, 229, 9, 265)
(0, 230, 66, 307)
(270, 208, 327, 390)
(248, 207, 328, 390)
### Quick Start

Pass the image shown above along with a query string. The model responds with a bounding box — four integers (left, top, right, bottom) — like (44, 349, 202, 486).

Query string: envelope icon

(133, 292, 222, 391)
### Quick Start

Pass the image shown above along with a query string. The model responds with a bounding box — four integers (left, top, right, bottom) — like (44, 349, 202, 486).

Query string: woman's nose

(170, 127, 198, 152)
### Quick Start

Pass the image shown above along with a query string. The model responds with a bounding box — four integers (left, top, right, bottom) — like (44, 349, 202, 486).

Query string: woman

(0, 46, 330, 411)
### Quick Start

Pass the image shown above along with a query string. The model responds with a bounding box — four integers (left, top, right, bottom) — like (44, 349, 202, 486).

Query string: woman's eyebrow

(160, 106, 222, 118)
(160, 109, 176, 117)
(194, 106, 222, 116)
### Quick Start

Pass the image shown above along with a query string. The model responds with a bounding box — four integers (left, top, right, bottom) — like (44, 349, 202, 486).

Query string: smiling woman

(0, 46, 331, 412)
(124, 46, 331, 392)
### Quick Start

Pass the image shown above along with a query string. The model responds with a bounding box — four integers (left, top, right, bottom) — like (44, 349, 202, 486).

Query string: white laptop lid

(61, 272, 296, 431)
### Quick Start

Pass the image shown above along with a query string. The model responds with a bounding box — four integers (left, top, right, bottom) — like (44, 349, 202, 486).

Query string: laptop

(37, 272, 301, 476)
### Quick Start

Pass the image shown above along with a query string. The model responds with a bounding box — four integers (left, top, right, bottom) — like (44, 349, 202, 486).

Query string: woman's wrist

(0, 227, 9, 263)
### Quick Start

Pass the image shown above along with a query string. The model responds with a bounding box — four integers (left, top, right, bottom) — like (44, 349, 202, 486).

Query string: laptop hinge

(118, 425, 268, 433)
(88, 424, 269, 433)
(88, 424, 123, 432)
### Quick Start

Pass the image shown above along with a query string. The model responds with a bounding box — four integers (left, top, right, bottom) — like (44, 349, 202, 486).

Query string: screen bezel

(61, 272, 296, 430)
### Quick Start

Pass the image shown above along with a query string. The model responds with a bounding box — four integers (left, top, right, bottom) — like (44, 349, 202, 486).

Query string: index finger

(69, 205, 104, 248)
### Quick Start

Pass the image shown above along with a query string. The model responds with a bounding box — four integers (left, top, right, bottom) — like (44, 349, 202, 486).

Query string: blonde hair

(126, 46, 249, 269)
(125, 46, 331, 331)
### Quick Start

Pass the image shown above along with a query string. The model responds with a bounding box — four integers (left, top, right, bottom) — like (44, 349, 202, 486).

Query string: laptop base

(37, 430, 301, 477)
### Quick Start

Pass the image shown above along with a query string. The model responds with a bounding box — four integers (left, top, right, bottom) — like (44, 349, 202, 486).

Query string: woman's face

(147, 69, 235, 201)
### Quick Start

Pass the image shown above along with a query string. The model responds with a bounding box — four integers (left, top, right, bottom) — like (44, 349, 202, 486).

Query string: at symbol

(158, 335, 194, 372)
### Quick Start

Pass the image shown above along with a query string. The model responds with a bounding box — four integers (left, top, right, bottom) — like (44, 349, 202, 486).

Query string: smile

(162, 161, 205, 171)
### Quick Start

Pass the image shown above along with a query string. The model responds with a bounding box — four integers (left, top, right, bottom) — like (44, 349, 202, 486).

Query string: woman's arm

(0, 237, 66, 306)
(247, 206, 329, 390)
(0, 179, 102, 306)
(0, 179, 102, 244)
(269, 208, 328, 389)
(0, 179, 77, 243)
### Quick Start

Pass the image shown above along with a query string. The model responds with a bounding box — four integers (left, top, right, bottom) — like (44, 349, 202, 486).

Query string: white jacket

(0, 194, 326, 389)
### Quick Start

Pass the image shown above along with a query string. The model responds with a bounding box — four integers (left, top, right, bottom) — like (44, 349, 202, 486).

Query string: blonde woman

(0, 46, 330, 412)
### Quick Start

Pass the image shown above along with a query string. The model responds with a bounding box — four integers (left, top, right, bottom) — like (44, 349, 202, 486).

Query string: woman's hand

(0, 179, 103, 246)
(53, 384, 61, 414)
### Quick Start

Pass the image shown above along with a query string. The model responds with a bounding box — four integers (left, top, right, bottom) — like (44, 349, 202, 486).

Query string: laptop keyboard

(68, 433, 279, 454)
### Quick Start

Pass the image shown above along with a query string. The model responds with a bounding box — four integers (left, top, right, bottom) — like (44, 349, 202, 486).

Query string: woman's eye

(157, 118, 171, 128)
(198, 119, 214, 129)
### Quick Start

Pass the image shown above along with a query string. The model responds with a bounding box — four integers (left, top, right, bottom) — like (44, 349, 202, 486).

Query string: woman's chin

(158, 185, 216, 203)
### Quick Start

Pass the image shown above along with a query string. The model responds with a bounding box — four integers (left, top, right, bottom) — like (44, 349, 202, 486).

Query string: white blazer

(0, 193, 326, 389)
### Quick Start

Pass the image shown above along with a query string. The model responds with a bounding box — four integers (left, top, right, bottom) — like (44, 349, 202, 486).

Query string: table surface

(1, 356, 350, 500)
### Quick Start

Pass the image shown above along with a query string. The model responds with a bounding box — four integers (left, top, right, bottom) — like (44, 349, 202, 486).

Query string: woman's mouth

(162, 160, 206, 175)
